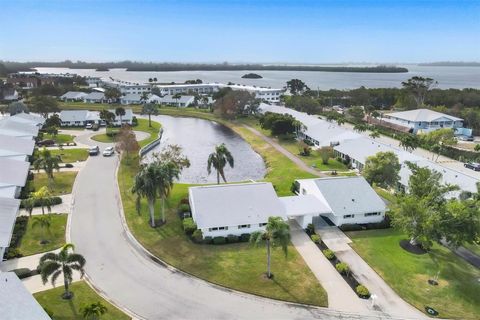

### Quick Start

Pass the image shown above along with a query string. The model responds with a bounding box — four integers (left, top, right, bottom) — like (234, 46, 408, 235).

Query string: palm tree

(155, 162, 180, 223)
(207, 143, 234, 184)
(131, 164, 158, 227)
(38, 243, 86, 299)
(81, 301, 108, 320)
(250, 216, 290, 279)
(115, 107, 126, 126)
(31, 186, 53, 214)
(99, 109, 115, 126)
(32, 215, 51, 244)
(369, 130, 380, 139)
(353, 123, 368, 133)
(33, 148, 61, 183)
(172, 93, 182, 107)
(142, 103, 158, 127)
(336, 116, 346, 126)
(201, 96, 209, 108)
(22, 197, 35, 217)
(140, 92, 149, 104)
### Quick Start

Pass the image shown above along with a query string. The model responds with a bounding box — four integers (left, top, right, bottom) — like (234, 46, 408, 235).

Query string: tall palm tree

(369, 130, 380, 139)
(172, 93, 182, 107)
(31, 186, 53, 214)
(38, 243, 86, 299)
(140, 92, 149, 104)
(22, 197, 35, 217)
(99, 109, 115, 126)
(131, 164, 158, 227)
(81, 301, 108, 320)
(155, 162, 180, 223)
(32, 215, 51, 244)
(115, 107, 126, 126)
(33, 148, 61, 183)
(207, 143, 234, 184)
(142, 103, 158, 127)
(250, 216, 290, 279)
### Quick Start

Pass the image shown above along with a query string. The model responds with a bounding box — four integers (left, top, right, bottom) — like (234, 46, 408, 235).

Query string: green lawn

(59, 101, 143, 113)
(44, 133, 75, 144)
(34, 281, 130, 320)
(118, 116, 327, 306)
(17, 214, 67, 256)
(90, 132, 116, 143)
(48, 148, 89, 163)
(91, 118, 159, 145)
(347, 229, 480, 320)
(33, 172, 78, 196)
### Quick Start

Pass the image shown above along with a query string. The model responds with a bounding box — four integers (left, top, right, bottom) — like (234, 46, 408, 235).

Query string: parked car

(37, 139, 55, 147)
(85, 123, 93, 129)
(458, 135, 474, 141)
(464, 162, 480, 171)
(92, 123, 100, 131)
(103, 146, 114, 157)
(89, 146, 100, 156)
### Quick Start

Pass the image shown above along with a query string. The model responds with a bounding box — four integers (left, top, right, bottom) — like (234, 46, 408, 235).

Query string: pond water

(145, 115, 266, 184)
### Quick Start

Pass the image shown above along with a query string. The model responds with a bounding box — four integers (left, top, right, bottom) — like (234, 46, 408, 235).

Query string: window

(238, 224, 251, 229)
(219, 226, 228, 231)
(259, 223, 267, 227)
(343, 214, 355, 219)
(209, 227, 218, 231)
(364, 212, 380, 217)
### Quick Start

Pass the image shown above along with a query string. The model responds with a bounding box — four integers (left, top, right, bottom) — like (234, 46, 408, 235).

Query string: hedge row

(203, 233, 251, 245)
(4, 216, 29, 259)
(19, 196, 62, 208)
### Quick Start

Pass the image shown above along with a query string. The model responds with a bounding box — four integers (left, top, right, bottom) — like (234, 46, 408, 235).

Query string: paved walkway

(19, 194, 72, 216)
(242, 125, 325, 177)
(315, 225, 427, 319)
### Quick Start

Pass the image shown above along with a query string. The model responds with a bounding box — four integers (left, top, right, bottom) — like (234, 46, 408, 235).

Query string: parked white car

(103, 146, 114, 157)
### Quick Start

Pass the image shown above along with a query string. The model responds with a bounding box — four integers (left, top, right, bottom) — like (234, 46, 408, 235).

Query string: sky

(1, 0, 479, 63)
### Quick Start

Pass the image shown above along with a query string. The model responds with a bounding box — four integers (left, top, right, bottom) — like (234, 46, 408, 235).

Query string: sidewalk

(19, 195, 72, 216)
(316, 225, 427, 319)
(288, 221, 371, 314)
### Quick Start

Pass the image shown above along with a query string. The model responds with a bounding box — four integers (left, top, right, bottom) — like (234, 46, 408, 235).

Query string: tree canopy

(259, 112, 304, 136)
(363, 151, 401, 189)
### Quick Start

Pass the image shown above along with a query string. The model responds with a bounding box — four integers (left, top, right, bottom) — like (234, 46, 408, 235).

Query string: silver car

(103, 146, 115, 157)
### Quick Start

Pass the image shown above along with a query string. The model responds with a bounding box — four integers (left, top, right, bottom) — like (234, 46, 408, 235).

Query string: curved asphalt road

(70, 131, 410, 320)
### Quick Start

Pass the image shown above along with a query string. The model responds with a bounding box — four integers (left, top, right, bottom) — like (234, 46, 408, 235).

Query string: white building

(120, 93, 143, 105)
(0, 135, 35, 162)
(0, 198, 21, 260)
(83, 92, 106, 103)
(295, 177, 386, 226)
(109, 108, 134, 126)
(8, 112, 45, 127)
(0, 272, 51, 320)
(383, 109, 467, 135)
(0, 117, 39, 140)
(159, 95, 195, 107)
(60, 91, 88, 102)
(189, 182, 287, 238)
(59, 110, 99, 126)
(102, 79, 151, 95)
(0, 158, 30, 198)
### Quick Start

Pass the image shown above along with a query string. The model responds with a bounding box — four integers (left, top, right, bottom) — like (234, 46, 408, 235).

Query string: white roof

(189, 182, 286, 229)
(303, 176, 386, 216)
(0, 134, 35, 156)
(0, 186, 18, 198)
(0, 158, 30, 188)
(0, 118, 39, 137)
(60, 91, 88, 100)
(0, 272, 51, 320)
(10, 112, 45, 126)
(147, 94, 162, 103)
(279, 195, 331, 216)
(160, 95, 195, 104)
(83, 92, 105, 100)
(109, 108, 133, 121)
(60, 110, 88, 122)
(121, 93, 142, 102)
(386, 109, 463, 122)
(0, 197, 20, 248)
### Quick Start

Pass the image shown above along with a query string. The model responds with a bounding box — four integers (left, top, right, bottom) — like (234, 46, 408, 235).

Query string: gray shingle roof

(0, 134, 35, 156)
(312, 176, 386, 216)
(83, 92, 105, 100)
(386, 109, 463, 122)
(0, 118, 39, 137)
(0, 158, 30, 188)
(189, 182, 286, 229)
(10, 112, 45, 126)
(0, 197, 20, 248)
(60, 91, 88, 100)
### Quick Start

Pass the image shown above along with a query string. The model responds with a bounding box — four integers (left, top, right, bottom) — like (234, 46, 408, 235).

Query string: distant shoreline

(418, 62, 480, 67)
(2, 61, 409, 73)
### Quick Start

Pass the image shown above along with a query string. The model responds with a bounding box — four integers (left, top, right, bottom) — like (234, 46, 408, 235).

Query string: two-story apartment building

(382, 109, 466, 134)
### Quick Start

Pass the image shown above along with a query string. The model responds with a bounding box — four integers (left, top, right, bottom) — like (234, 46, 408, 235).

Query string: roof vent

(352, 198, 355, 202)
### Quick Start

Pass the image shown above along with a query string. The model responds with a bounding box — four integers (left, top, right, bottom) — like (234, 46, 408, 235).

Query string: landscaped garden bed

(32, 172, 78, 196)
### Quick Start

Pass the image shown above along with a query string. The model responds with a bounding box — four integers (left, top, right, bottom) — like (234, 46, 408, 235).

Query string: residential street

(68, 131, 414, 320)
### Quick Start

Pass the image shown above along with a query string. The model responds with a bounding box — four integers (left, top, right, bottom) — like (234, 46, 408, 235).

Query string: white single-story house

(59, 110, 100, 126)
(147, 94, 162, 104)
(0, 118, 39, 140)
(0, 197, 20, 260)
(109, 108, 134, 126)
(2, 90, 19, 101)
(9, 112, 45, 127)
(120, 93, 143, 105)
(60, 91, 88, 102)
(383, 109, 468, 135)
(189, 182, 287, 238)
(83, 92, 106, 103)
(0, 158, 30, 198)
(295, 176, 386, 226)
(0, 272, 51, 319)
(0, 135, 35, 162)
(160, 95, 195, 107)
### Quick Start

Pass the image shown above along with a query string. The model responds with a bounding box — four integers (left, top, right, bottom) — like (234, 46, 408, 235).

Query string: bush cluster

(213, 236, 226, 245)
(356, 285, 370, 298)
(20, 197, 62, 208)
(4, 216, 29, 259)
(306, 223, 315, 235)
(182, 218, 197, 235)
(64, 163, 74, 168)
(335, 262, 350, 275)
(192, 229, 203, 243)
(178, 203, 190, 213)
(322, 249, 335, 260)
(339, 218, 390, 232)
(310, 234, 321, 243)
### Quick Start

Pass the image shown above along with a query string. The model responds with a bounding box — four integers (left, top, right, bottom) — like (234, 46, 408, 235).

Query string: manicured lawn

(90, 118, 160, 146)
(44, 133, 75, 144)
(33, 172, 78, 196)
(34, 281, 130, 320)
(373, 186, 397, 205)
(48, 148, 89, 163)
(91, 132, 116, 143)
(17, 214, 67, 256)
(347, 229, 480, 320)
(117, 117, 327, 306)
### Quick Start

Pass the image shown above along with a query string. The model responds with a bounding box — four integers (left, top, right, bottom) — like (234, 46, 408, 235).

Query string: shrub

(306, 223, 315, 235)
(179, 198, 190, 205)
(227, 234, 239, 243)
(20, 197, 62, 208)
(203, 236, 213, 244)
(356, 285, 370, 298)
(5, 248, 22, 260)
(322, 249, 335, 260)
(182, 218, 197, 235)
(192, 229, 203, 243)
(178, 203, 190, 213)
(212, 236, 226, 245)
(132, 116, 138, 126)
(336, 262, 350, 275)
(12, 268, 34, 279)
(64, 163, 74, 168)
(310, 234, 321, 243)
(339, 224, 363, 232)
(240, 233, 251, 242)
